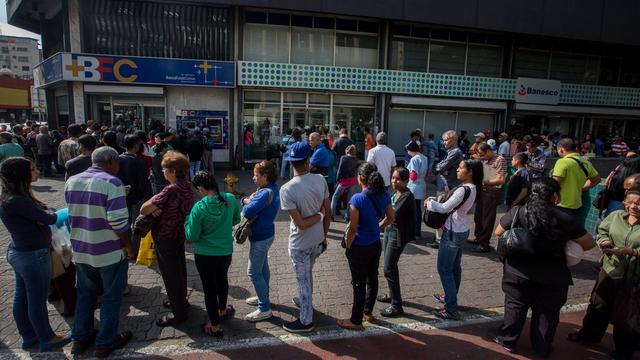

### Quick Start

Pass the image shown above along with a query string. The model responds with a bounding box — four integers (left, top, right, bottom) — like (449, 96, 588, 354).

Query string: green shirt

(0, 143, 24, 164)
(184, 192, 240, 256)
(552, 153, 598, 209)
(596, 210, 640, 280)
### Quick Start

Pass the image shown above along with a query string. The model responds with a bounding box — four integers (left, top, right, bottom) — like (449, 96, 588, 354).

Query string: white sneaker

(245, 296, 259, 306)
(245, 309, 273, 322)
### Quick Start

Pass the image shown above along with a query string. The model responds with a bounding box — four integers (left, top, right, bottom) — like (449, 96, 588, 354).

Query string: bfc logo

(62, 54, 138, 83)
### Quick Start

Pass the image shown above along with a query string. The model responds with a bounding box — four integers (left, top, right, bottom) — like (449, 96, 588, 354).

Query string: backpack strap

(568, 156, 589, 178)
(363, 191, 383, 220)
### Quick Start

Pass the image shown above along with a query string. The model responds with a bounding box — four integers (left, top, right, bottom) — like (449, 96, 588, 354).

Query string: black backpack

(422, 186, 471, 229)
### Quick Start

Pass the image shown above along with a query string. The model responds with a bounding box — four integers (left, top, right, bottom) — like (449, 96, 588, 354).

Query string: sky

(0, 4, 41, 41)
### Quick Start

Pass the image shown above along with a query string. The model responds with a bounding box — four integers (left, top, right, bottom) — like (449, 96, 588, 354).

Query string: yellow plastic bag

(136, 232, 157, 267)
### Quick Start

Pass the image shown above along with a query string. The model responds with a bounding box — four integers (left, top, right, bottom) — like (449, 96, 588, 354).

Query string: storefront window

(514, 49, 550, 79)
(291, 28, 334, 65)
(242, 103, 281, 160)
(390, 39, 428, 72)
(243, 24, 290, 63)
(599, 57, 621, 86)
(466, 45, 501, 77)
(550, 53, 586, 83)
(429, 41, 466, 75)
(335, 33, 378, 68)
(388, 109, 424, 155)
(333, 106, 374, 159)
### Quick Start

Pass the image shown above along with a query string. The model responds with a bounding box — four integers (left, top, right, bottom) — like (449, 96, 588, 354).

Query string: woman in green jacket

(185, 171, 240, 337)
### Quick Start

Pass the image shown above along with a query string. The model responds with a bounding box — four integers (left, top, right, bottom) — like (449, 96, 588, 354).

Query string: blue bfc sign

(34, 52, 235, 88)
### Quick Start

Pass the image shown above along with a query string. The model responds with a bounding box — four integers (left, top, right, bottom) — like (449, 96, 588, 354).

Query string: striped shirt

(64, 166, 129, 267)
(611, 142, 628, 157)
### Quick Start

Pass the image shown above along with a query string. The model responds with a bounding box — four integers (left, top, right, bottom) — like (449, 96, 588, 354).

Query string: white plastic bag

(565, 240, 584, 267)
(50, 225, 73, 267)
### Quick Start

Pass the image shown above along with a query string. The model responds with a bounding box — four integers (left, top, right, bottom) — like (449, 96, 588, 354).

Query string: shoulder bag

(422, 186, 470, 229)
(133, 188, 177, 237)
(233, 188, 274, 245)
(496, 206, 536, 260)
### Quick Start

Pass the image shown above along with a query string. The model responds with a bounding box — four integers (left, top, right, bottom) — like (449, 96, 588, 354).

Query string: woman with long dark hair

(101, 130, 124, 154)
(338, 162, 394, 330)
(490, 177, 595, 357)
(0, 157, 70, 351)
(426, 159, 483, 320)
(185, 171, 240, 337)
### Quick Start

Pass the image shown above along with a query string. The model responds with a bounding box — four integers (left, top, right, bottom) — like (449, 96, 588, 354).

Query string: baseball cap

(474, 132, 486, 138)
(414, 128, 422, 133)
(285, 142, 311, 161)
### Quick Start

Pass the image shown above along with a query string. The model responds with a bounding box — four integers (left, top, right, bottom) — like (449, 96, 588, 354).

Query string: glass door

(308, 108, 330, 133)
(144, 106, 165, 131)
(113, 103, 142, 129)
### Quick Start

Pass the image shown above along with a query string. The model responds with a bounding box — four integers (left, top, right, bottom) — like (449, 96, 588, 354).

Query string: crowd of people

(0, 120, 638, 359)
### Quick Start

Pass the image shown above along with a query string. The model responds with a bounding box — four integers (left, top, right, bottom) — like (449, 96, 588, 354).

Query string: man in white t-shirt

(279, 142, 331, 333)
(366, 132, 396, 190)
(498, 132, 510, 157)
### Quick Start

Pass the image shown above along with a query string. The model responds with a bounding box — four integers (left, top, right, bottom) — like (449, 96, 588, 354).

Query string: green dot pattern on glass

(238, 61, 640, 108)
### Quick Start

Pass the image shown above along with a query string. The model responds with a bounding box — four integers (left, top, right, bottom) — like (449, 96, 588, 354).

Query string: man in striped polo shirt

(65, 146, 133, 357)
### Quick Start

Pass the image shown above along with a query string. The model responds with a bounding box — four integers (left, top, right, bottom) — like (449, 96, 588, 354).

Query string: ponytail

(357, 162, 385, 194)
(192, 171, 227, 205)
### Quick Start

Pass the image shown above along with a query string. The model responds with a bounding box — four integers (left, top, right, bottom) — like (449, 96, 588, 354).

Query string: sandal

(156, 315, 186, 327)
(163, 299, 191, 309)
(220, 305, 235, 321)
(202, 323, 224, 338)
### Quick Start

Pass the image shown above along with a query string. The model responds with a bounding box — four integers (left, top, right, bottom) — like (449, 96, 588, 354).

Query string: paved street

(0, 171, 604, 358)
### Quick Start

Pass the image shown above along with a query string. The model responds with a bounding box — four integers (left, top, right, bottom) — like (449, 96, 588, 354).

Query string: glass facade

(243, 11, 379, 68)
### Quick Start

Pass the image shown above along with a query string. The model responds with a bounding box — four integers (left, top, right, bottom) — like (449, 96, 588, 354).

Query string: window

(335, 33, 378, 68)
(514, 49, 550, 79)
(390, 39, 427, 72)
(22, 66, 30, 71)
(18, 56, 29, 62)
(584, 56, 599, 84)
(290, 28, 334, 65)
(429, 41, 466, 74)
(243, 24, 290, 63)
(1, 47, 8, 54)
(466, 45, 501, 77)
(16, 47, 28, 52)
(599, 57, 621, 86)
(550, 53, 586, 83)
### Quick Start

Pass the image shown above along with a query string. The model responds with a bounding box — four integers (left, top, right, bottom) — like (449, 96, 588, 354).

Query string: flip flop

(220, 305, 235, 321)
(156, 315, 186, 327)
(201, 323, 223, 338)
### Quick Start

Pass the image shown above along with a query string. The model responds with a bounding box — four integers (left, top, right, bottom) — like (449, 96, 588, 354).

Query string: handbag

(133, 188, 177, 236)
(342, 191, 382, 249)
(136, 231, 157, 267)
(611, 258, 640, 332)
(496, 207, 536, 259)
(233, 188, 274, 244)
(422, 186, 470, 229)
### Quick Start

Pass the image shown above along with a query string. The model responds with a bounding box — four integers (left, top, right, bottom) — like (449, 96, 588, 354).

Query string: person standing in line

(432, 130, 464, 247)
(425, 133, 437, 176)
(366, 132, 396, 191)
(338, 162, 394, 330)
(140, 151, 195, 328)
(471, 143, 507, 253)
(201, 128, 213, 173)
(427, 160, 483, 320)
(0, 157, 71, 352)
(64, 147, 133, 357)
(526, 139, 547, 179)
(552, 138, 600, 220)
(331, 144, 360, 221)
(185, 171, 240, 337)
(490, 178, 595, 357)
(405, 141, 428, 240)
(65, 135, 97, 180)
(279, 142, 331, 333)
(0, 132, 24, 165)
(505, 152, 531, 208)
(35, 125, 54, 177)
(377, 167, 415, 318)
(150, 142, 170, 195)
(363, 127, 373, 160)
(242, 161, 280, 322)
(186, 130, 205, 179)
(280, 128, 297, 180)
(309, 132, 331, 177)
(332, 128, 354, 166)
(469, 132, 486, 159)
(244, 127, 253, 162)
(611, 135, 629, 157)
(57, 124, 82, 169)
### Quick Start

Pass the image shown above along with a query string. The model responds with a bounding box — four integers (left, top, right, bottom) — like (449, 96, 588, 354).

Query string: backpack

(422, 186, 471, 229)
(233, 188, 274, 244)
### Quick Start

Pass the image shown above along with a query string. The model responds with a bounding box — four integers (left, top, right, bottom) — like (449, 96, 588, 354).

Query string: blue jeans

(247, 236, 274, 312)
(331, 183, 355, 217)
(604, 199, 624, 217)
(415, 199, 423, 237)
(280, 157, 292, 179)
(244, 144, 252, 161)
(289, 243, 323, 325)
(189, 161, 201, 179)
(7, 247, 56, 344)
(72, 258, 128, 348)
(437, 229, 469, 314)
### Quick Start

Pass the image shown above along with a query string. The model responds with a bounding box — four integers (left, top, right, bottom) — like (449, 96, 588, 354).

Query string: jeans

(415, 199, 423, 237)
(247, 236, 275, 312)
(38, 154, 52, 176)
(195, 254, 232, 326)
(604, 200, 624, 217)
(189, 161, 201, 179)
(72, 258, 128, 348)
(7, 247, 56, 344)
(289, 243, 323, 325)
(244, 144, 252, 161)
(280, 157, 292, 179)
(426, 156, 434, 176)
(331, 184, 355, 217)
(346, 241, 382, 325)
(383, 226, 406, 307)
(437, 229, 469, 314)
(128, 200, 143, 260)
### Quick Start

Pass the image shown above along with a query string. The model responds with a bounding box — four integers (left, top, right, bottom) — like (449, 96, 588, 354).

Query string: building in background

(6, 0, 640, 166)
(0, 35, 40, 81)
(0, 69, 32, 123)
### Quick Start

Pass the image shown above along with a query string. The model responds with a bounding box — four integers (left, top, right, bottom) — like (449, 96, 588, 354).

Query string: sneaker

(469, 244, 491, 253)
(245, 296, 259, 306)
(71, 331, 97, 355)
(292, 297, 300, 308)
(336, 319, 364, 330)
(433, 308, 461, 320)
(244, 309, 273, 322)
(487, 329, 515, 353)
(283, 319, 315, 333)
(380, 305, 404, 318)
(433, 293, 446, 304)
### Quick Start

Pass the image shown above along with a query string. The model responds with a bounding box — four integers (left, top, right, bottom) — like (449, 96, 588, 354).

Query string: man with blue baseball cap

(279, 141, 331, 333)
